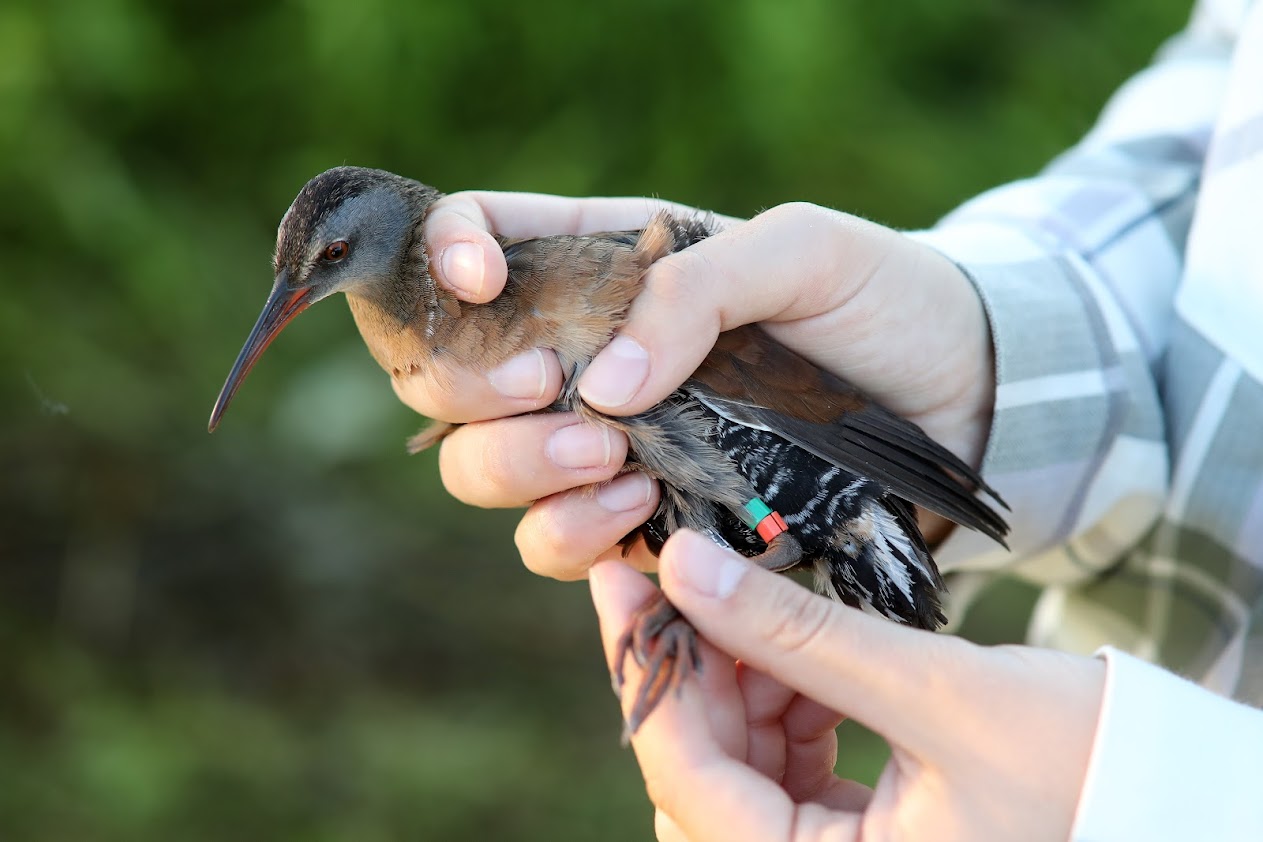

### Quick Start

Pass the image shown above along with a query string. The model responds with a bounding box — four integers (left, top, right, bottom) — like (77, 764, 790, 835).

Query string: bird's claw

(611, 593, 702, 740)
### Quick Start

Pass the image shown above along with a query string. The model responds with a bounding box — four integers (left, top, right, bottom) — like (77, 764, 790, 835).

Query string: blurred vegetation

(1, 0, 1188, 838)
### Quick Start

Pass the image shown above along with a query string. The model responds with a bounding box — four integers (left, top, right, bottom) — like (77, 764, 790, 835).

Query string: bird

(209, 166, 1009, 734)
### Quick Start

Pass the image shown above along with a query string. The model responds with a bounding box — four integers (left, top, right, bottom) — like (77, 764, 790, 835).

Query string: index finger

(437, 191, 739, 238)
(424, 191, 741, 303)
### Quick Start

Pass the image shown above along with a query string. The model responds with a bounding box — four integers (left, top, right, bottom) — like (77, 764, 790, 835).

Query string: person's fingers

(425, 191, 741, 302)
(431, 191, 740, 239)
(684, 539, 1100, 829)
(587, 561, 746, 755)
(810, 778, 875, 813)
(594, 541, 662, 575)
(512, 477, 659, 580)
(734, 665, 797, 784)
(576, 202, 984, 422)
(590, 562, 865, 842)
(390, 348, 564, 423)
(422, 195, 507, 302)
(588, 563, 817, 842)
(737, 665, 846, 800)
(779, 694, 846, 804)
(436, 413, 628, 509)
(657, 529, 975, 759)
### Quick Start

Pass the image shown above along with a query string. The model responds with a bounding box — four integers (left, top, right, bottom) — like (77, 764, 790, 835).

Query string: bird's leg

(610, 524, 800, 736)
(612, 593, 702, 737)
(750, 530, 803, 572)
(735, 498, 804, 572)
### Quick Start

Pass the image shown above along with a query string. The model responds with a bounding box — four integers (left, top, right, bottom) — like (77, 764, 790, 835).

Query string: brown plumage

(210, 166, 1009, 734)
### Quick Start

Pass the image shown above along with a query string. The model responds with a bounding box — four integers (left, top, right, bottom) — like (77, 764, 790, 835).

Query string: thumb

(658, 529, 968, 755)
(424, 194, 509, 303)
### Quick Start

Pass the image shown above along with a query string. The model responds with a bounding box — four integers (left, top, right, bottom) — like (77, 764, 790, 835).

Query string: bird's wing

(686, 325, 1010, 545)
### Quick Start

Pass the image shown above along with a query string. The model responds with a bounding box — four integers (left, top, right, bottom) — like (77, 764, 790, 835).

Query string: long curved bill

(208, 275, 312, 432)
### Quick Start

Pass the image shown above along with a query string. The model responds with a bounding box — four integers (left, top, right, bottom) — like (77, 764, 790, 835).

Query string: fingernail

(596, 472, 653, 513)
(672, 532, 747, 599)
(547, 423, 612, 469)
(440, 241, 485, 297)
(488, 349, 547, 400)
(578, 335, 649, 408)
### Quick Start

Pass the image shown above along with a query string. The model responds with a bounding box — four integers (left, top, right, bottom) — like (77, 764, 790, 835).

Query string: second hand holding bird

(405, 192, 1004, 729)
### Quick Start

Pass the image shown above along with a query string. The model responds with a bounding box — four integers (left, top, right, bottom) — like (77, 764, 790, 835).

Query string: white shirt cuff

(1072, 646, 1263, 841)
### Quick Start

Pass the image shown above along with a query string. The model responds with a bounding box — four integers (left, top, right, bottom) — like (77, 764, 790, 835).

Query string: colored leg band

(741, 498, 773, 529)
(755, 511, 788, 542)
(741, 498, 788, 542)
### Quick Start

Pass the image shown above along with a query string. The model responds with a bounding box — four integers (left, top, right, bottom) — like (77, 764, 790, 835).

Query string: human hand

(589, 530, 1105, 842)
(398, 191, 995, 579)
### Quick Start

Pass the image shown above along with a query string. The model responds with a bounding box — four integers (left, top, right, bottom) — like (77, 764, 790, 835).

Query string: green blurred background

(0, 1, 1188, 839)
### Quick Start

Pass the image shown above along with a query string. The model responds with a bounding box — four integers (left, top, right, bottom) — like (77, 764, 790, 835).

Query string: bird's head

(208, 166, 438, 431)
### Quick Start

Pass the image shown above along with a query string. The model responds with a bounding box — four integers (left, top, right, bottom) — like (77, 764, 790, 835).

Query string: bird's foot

(752, 531, 803, 572)
(612, 592, 702, 738)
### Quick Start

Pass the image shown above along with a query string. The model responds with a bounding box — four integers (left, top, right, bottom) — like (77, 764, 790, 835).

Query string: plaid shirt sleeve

(895, 3, 1263, 836)
(907, 0, 1263, 706)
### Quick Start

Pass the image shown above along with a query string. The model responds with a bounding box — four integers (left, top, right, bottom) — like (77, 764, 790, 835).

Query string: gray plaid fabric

(911, 0, 1263, 704)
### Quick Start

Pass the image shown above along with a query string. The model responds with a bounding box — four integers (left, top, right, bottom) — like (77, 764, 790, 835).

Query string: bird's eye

(323, 241, 350, 262)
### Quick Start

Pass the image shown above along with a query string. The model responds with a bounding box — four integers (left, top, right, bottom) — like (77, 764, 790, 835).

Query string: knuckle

(514, 514, 557, 578)
(762, 585, 837, 658)
(764, 200, 824, 227)
(436, 423, 512, 506)
(642, 256, 696, 305)
(390, 372, 438, 417)
(395, 361, 477, 420)
(643, 247, 722, 308)
(514, 503, 590, 580)
(473, 428, 516, 490)
(428, 194, 490, 231)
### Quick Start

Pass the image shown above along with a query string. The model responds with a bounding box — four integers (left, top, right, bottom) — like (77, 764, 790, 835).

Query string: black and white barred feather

(713, 417, 946, 628)
(613, 212, 1005, 631)
(631, 411, 948, 629)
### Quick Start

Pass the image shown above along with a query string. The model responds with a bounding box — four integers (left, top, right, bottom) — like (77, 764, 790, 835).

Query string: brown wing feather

(687, 325, 1010, 545)
(690, 327, 870, 422)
